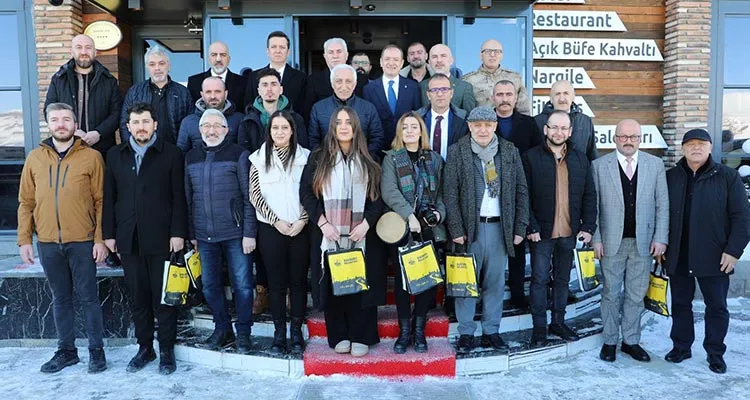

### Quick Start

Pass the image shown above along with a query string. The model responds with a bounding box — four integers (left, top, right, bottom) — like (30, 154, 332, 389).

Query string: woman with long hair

(381, 112, 447, 354)
(249, 110, 310, 354)
(299, 106, 385, 357)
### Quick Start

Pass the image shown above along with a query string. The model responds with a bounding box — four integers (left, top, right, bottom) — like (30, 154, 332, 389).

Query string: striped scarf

(393, 148, 438, 207)
(321, 151, 368, 257)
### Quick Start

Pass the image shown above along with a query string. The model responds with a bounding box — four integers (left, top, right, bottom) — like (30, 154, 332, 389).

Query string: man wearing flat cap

(443, 106, 529, 353)
(663, 128, 750, 374)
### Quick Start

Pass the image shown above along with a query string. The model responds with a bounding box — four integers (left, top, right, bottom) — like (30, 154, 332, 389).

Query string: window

(718, 11, 750, 171)
(144, 39, 203, 86)
(209, 18, 286, 73)
(452, 17, 526, 80)
(0, 14, 24, 160)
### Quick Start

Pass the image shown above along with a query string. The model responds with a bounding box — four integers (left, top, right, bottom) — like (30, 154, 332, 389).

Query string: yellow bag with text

(326, 241, 369, 296)
(445, 244, 479, 298)
(399, 240, 443, 295)
(184, 248, 202, 290)
(574, 246, 601, 292)
(645, 260, 671, 317)
(161, 252, 190, 306)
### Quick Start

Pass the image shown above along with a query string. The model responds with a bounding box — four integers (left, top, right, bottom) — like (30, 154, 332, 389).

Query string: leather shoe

(599, 344, 616, 362)
(708, 354, 727, 374)
(481, 333, 509, 351)
(549, 323, 580, 342)
(159, 348, 177, 375)
(510, 296, 530, 311)
(530, 327, 548, 348)
(456, 335, 474, 353)
(200, 329, 235, 351)
(126, 345, 156, 372)
(621, 343, 651, 362)
(664, 347, 692, 363)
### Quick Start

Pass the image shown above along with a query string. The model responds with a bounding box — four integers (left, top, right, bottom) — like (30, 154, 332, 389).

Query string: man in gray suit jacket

(591, 119, 669, 363)
(419, 44, 477, 114)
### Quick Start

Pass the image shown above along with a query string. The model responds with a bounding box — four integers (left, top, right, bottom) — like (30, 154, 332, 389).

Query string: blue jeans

(37, 241, 105, 350)
(199, 238, 254, 334)
(530, 236, 575, 327)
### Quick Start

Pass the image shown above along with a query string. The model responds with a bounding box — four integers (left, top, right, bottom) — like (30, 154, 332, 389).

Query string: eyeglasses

(200, 123, 227, 131)
(427, 86, 452, 94)
(481, 49, 502, 55)
(545, 124, 571, 133)
(615, 134, 642, 142)
(351, 60, 370, 66)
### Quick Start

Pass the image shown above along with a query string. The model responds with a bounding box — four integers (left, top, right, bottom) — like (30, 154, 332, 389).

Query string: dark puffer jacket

(522, 140, 597, 238)
(176, 99, 244, 153)
(120, 78, 192, 144)
(534, 101, 598, 161)
(184, 138, 256, 242)
(44, 59, 122, 155)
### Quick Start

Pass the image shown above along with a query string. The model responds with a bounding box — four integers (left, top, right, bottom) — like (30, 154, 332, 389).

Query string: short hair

(323, 37, 348, 54)
(494, 79, 515, 91)
(257, 68, 281, 83)
(144, 45, 170, 68)
(330, 64, 357, 85)
(199, 108, 227, 127)
(427, 73, 451, 86)
(201, 76, 226, 91)
(546, 110, 571, 125)
(126, 102, 156, 122)
(352, 52, 369, 60)
(45, 102, 76, 122)
(407, 42, 427, 52)
(380, 44, 403, 59)
(267, 31, 290, 48)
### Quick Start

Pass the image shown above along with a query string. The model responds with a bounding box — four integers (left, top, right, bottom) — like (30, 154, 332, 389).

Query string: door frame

(131, 25, 204, 83)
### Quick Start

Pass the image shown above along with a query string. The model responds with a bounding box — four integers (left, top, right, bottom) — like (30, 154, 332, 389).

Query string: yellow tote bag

(326, 241, 369, 296)
(183, 249, 202, 289)
(445, 244, 479, 298)
(574, 247, 601, 292)
(398, 240, 443, 295)
(645, 260, 671, 317)
(161, 252, 190, 306)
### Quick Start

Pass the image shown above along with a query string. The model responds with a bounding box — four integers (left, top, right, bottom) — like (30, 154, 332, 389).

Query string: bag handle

(652, 258, 667, 278)
(451, 241, 466, 253)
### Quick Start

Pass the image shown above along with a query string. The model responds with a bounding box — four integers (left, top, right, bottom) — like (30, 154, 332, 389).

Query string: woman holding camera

(381, 112, 447, 354)
(249, 110, 310, 354)
(299, 106, 385, 357)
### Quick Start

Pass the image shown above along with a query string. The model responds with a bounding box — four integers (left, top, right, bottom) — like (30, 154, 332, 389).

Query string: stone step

(306, 305, 450, 339)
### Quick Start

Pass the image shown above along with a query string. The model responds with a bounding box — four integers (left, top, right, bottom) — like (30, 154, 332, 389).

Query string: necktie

(387, 80, 397, 115)
(625, 157, 634, 180)
(433, 115, 443, 155)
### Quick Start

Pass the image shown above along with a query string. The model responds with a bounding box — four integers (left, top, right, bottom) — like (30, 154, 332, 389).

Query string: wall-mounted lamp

(218, 0, 230, 10)
(479, 0, 492, 9)
(350, 21, 360, 35)
(402, 21, 410, 35)
(128, 0, 142, 11)
(350, 0, 362, 9)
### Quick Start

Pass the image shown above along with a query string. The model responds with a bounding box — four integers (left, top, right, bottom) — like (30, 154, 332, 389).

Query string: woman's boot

(269, 319, 287, 354)
(393, 318, 412, 354)
(290, 317, 306, 353)
(413, 316, 428, 353)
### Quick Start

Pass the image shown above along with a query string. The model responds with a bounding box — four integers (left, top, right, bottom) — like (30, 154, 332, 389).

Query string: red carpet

(306, 305, 450, 339)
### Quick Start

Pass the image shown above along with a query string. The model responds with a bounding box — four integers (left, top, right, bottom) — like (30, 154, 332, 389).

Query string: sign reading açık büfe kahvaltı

(533, 38, 663, 61)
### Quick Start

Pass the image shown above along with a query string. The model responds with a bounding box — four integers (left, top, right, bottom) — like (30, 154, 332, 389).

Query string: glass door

(132, 26, 204, 86)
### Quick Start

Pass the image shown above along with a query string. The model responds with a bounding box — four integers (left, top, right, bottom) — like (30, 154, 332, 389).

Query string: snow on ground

(1, 298, 750, 400)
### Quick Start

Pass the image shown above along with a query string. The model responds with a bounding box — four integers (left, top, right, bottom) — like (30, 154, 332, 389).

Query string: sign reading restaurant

(533, 11, 627, 31)
(533, 38, 664, 61)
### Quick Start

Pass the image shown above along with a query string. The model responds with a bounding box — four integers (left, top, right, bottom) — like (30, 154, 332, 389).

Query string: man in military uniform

(462, 39, 530, 115)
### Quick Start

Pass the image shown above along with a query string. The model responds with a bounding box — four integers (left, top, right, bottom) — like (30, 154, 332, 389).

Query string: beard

(546, 135, 567, 147)
(134, 132, 153, 144)
(74, 56, 92, 69)
(211, 64, 227, 75)
(52, 129, 75, 142)
(410, 59, 425, 69)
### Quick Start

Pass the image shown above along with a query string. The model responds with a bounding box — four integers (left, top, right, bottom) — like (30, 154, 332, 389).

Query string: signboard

(533, 38, 664, 61)
(533, 11, 627, 31)
(83, 21, 122, 51)
(594, 125, 667, 149)
(533, 96, 595, 118)
(533, 67, 596, 89)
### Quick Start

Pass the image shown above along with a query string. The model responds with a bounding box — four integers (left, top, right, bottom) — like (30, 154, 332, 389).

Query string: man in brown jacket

(18, 103, 109, 374)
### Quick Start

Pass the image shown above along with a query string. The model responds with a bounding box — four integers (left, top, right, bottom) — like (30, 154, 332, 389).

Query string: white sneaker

(350, 342, 369, 357)
(334, 340, 351, 354)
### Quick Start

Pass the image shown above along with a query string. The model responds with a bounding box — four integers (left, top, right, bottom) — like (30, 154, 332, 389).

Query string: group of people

(18, 30, 749, 378)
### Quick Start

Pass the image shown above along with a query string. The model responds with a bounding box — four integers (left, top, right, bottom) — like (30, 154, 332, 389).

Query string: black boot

(88, 348, 107, 373)
(236, 333, 252, 355)
(200, 329, 235, 351)
(530, 327, 548, 348)
(126, 345, 156, 373)
(413, 316, 428, 353)
(158, 348, 176, 375)
(269, 320, 287, 354)
(40, 348, 79, 373)
(289, 317, 306, 353)
(393, 318, 412, 354)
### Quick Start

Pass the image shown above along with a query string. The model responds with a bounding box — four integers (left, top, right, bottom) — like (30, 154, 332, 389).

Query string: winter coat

(308, 95, 385, 161)
(534, 101, 598, 161)
(522, 141, 597, 239)
(442, 135, 529, 257)
(664, 157, 750, 277)
(44, 59, 122, 155)
(237, 98, 308, 154)
(120, 78, 193, 144)
(102, 136, 188, 256)
(176, 99, 243, 153)
(184, 138, 256, 242)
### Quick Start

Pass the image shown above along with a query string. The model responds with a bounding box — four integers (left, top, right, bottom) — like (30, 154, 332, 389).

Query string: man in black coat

(493, 79, 543, 310)
(44, 34, 122, 159)
(523, 110, 597, 347)
(187, 41, 247, 113)
(103, 102, 187, 376)
(663, 129, 750, 374)
(243, 31, 307, 116)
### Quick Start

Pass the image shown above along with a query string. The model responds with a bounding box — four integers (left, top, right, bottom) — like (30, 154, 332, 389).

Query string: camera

(418, 204, 440, 227)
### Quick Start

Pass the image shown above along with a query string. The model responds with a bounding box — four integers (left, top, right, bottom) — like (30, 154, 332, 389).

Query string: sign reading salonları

(533, 11, 627, 31)
(533, 67, 596, 89)
(533, 38, 664, 61)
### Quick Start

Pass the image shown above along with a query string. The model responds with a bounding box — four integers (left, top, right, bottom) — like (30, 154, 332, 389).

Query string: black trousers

(324, 291, 379, 348)
(257, 222, 310, 322)
(121, 236, 178, 349)
(389, 239, 437, 320)
(670, 273, 730, 356)
(255, 246, 268, 288)
(507, 241, 527, 300)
